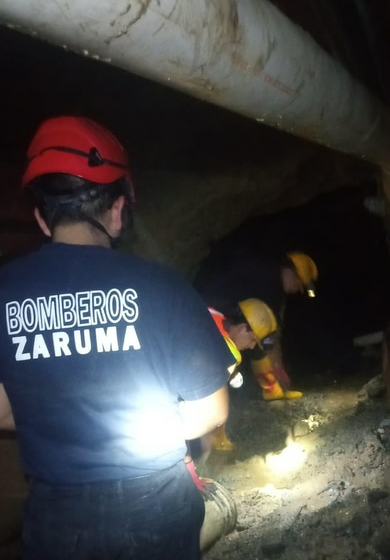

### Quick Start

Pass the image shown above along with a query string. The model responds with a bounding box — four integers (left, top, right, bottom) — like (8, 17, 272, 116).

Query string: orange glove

(185, 460, 207, 492)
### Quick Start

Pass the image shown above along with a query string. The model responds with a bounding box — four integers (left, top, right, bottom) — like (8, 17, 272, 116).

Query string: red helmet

(22, 116, 135, 201)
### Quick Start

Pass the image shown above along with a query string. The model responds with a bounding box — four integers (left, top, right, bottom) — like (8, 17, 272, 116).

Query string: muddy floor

(0, 353, 389, 560)
(197, 353, 390, 560)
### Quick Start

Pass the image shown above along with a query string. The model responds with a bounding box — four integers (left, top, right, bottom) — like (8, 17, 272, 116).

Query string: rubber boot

(262, 381, 284, 400)
(284, 389, 303, 399)
(212, 424, 234, 451)
(252, 357, 303, 401)
(263, 381, 303, 401)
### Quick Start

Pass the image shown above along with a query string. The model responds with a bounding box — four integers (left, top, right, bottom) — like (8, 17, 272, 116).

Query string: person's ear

(34, 207, 51, 237)
(109, 196, 126, 235)
(238, 323, 251, 335)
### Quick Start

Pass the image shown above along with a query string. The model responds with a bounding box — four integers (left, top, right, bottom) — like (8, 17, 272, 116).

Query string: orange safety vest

(208, 307, 242, 372)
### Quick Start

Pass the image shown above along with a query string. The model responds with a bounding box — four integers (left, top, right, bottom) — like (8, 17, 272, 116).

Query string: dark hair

(217, 301, 250, 329)
(27, 173, 129, 231)
(281, 253, 297, 271)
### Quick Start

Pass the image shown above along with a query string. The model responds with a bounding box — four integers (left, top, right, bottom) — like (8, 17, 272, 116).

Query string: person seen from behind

(0, 116, 233, 560)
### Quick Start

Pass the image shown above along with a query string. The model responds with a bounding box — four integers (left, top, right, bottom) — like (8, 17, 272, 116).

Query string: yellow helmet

(287, 252, 318, 297)
(238, 299, 277, 341)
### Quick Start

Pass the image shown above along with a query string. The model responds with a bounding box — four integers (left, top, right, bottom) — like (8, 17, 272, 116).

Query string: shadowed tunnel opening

(193, 183, 390, 388)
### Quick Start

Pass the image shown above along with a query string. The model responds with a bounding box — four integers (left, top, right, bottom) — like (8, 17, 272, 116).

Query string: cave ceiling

(0, 0, 389, 271)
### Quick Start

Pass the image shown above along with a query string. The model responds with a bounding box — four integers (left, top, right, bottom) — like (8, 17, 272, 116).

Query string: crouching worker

(0, 116, 234, 560)
(208, 299, 282, 450)
(238, 299, 303, 401)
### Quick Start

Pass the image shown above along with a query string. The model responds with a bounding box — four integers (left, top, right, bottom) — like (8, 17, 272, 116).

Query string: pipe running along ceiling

(1, 0, 390, 171)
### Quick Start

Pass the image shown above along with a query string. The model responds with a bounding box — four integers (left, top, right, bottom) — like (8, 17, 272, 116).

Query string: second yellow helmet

(287, 252, 318, 297)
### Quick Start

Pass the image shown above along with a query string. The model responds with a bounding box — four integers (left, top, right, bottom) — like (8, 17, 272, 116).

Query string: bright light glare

(307, 289, 316, 298)
(129, 403, 184, 458)
(265, 438, 307, 476)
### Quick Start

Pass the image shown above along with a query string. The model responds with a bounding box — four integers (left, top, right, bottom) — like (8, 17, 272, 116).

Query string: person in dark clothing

(0, 116, 232, 560)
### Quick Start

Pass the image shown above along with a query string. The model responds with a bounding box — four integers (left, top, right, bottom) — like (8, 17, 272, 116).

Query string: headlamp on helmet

(287, 252, 318, 297)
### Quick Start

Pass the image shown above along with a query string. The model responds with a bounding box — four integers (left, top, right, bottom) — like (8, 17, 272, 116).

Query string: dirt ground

(0, 349, 389, 560)
(197, 351, 390, 560)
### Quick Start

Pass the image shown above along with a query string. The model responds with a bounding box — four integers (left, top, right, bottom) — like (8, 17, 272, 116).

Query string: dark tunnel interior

(280, 188, 390, 379)
(194, 184, 390, 385)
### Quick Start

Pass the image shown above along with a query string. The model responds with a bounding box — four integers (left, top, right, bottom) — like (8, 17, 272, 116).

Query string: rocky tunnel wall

(0, 0, 386, 275)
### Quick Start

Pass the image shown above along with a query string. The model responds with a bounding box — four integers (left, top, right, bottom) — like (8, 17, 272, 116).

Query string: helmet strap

(78, 207, 133, 249)
(77, 212, 119, 247)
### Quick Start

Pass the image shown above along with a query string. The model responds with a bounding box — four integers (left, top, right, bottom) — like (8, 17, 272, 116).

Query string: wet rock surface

(198, 361, 390, 560)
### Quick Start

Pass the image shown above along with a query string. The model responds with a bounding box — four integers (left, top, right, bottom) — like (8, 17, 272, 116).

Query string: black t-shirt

(0, 243, 232, 483)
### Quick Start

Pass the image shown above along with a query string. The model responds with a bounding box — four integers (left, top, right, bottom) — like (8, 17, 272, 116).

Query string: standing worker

(255, 251, 318, 399)
(195, 244, 318, 400)
(0, 116, 233, 560)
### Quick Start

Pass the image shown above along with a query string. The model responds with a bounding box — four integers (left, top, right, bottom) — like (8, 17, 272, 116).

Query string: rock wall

(125, 142, 375, 277)
(0, 137, 376, 276)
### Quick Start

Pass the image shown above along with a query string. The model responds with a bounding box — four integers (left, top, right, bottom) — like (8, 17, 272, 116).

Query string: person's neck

(52, 222, 110, 248)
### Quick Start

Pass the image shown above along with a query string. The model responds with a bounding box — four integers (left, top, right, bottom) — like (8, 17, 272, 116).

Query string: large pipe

(1, 0, 390, 169)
